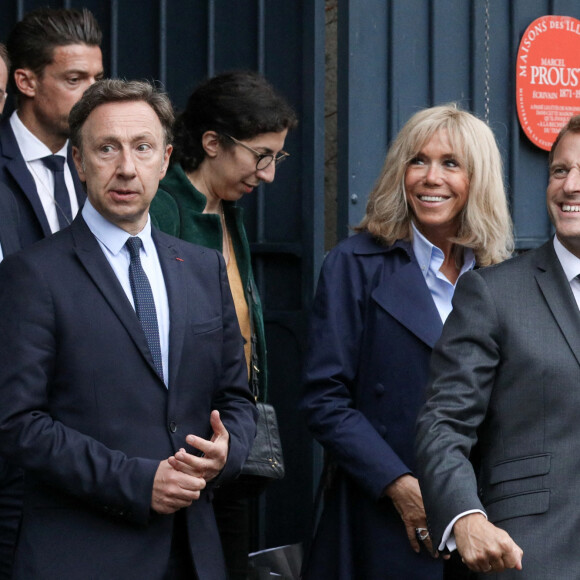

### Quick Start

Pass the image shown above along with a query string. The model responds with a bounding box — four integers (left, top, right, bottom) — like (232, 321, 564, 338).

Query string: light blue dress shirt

(411, 222, 476, 323)
(82, 200, 170, 386)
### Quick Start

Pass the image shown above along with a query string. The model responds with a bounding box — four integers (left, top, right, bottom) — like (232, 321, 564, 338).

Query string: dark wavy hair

(549, 114, 580, 166)
(173, 70, 297, 171)
(7, 7, 102, 94)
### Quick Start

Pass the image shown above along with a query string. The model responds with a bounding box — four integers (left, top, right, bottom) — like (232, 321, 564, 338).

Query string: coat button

(169, 422, 177, 433)
(378, 424, 387, 437)
(375, 383, 385, 396)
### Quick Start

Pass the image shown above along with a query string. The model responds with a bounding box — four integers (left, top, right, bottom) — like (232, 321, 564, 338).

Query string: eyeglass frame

(224, 134, 289, 171)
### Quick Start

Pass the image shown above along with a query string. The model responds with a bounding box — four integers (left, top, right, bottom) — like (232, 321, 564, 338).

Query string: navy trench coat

(301, 232, 445, 580)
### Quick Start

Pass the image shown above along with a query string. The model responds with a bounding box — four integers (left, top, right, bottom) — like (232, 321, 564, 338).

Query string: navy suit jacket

(0, 116, 85, 247)
(0, 181, 21, 580)
(300, 232, 444, 579)
(0, 215, 257, 579)
(0, 182, 21, 256)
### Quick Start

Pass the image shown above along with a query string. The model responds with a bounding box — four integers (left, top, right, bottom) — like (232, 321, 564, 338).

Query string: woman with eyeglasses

(150, 70, 297, 580)
(300, 104, 513, 579)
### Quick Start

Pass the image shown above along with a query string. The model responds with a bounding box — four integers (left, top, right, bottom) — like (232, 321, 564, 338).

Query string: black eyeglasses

(225, 134, 289, 171)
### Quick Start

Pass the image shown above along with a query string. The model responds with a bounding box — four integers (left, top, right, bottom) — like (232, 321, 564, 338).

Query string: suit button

(378, 424, 387, 437)
(374, 383, 385, 396)
(169, 422, 177, 433)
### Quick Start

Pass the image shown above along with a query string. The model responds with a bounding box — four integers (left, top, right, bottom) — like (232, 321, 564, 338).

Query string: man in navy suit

(1, 7, 103, 247)
(0, 79, 257, 579)
(0, 43, 20, 259)
(0, 43, 22, 580)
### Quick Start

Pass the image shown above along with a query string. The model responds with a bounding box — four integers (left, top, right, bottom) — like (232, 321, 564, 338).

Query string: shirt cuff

(439, 509, 487, 552)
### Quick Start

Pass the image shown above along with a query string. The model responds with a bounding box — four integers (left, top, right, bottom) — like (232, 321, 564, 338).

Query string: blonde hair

(356, 104, 513, 266)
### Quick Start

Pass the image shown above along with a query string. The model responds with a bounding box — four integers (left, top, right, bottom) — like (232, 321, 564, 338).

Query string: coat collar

(357, 235, 443, 347)
(534, 239, 580, 367)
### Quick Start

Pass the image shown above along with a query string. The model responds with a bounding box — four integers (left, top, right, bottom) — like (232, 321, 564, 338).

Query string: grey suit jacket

(416, 240, 580, 579)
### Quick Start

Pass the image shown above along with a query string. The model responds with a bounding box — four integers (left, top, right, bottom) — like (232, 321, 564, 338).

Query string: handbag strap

(246, 280, 260, 401)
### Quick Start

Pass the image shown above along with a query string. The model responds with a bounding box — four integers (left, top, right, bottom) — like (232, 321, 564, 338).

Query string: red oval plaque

(516, 15, 580, 151)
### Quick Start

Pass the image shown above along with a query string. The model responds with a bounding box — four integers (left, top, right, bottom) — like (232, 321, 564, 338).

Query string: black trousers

(164, 509, 198, 580)
(213, 484, 251, 580)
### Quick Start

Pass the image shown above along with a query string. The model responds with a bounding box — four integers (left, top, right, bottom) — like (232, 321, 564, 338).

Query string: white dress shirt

(10, 111, 80, 233)
(82, 200, 170, 386)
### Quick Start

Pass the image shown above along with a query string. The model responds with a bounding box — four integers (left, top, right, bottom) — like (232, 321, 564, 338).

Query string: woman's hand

(383, 474, 437, 557)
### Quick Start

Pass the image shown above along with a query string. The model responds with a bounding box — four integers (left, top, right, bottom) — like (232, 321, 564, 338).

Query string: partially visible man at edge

(0, 78, 257, 579)
(0, 7, 103, 247)
(0, 40, 22, 580)
(0, 42, 20, 258)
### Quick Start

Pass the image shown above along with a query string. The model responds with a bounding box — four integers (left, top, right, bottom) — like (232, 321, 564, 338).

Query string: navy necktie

(40, 154, 73, 229)
(125, 236, 164, 381)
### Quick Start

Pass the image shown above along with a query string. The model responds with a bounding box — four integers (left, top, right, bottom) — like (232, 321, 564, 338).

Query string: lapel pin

(175, 257, 184, 262)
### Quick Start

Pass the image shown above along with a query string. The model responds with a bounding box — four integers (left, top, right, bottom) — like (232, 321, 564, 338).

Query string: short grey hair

(69, 79, 174, 152)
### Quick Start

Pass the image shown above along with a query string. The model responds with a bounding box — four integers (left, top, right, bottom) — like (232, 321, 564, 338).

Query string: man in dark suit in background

(416, 115, 580, 578)
(0, 42, 21, 580)
(0, 42, 20, 258)
(1, 7, 103, 247)
(0, 79, 257, 579)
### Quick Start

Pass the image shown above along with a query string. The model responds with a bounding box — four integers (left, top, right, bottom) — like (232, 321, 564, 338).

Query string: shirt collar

(82, 199, 154, 256)
(10, 111, 69, 162)
(411, 221, 475, 278)
(553, 235, 580, 282)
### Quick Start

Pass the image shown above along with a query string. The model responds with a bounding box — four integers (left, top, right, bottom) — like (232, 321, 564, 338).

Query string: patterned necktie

(40, 154, 73, 229)
(125, 236, 164, 380)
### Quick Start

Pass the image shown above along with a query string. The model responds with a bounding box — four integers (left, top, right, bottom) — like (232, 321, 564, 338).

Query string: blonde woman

(301, 104, 513, 579)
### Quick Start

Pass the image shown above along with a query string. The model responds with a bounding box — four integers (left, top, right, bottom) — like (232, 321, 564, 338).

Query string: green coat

(150, 163, 268, 400)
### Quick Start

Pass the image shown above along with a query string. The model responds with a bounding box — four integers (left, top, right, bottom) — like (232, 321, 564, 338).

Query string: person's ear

(72, 146, 86, 182)
(201, 131, 221, 159)
(14, 69, 37, 98)
(160, 144, 173, 178)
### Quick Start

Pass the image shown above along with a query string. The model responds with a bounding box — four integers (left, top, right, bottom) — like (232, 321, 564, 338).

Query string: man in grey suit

(416, 115, 580, 578)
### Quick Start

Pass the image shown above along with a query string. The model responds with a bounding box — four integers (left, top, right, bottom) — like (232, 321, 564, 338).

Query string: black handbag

(241, 401, 285, 479)
(239, 283, 285, 486)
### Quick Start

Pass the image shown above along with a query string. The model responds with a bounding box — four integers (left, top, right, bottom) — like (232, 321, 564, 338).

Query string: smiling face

(200, 129, 288, 204)
(404, 129, 470, 244)
(547, 131, 580, 257)
(73, 100, 172, 235)
(16, 43, 103, 149)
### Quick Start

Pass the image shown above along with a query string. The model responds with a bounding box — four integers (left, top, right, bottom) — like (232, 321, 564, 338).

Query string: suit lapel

(535, 241, 580, 367)
(371, 246, 443, 348)
(0, 121, 52, 237)
(153, 228, 188, 390)
(0, 185, 21, 255)
(71, 216, 164, 382)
